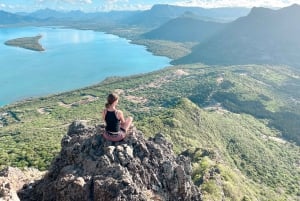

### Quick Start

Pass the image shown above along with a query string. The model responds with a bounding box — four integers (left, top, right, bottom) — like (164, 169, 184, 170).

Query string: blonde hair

(105, 93, 119, 108)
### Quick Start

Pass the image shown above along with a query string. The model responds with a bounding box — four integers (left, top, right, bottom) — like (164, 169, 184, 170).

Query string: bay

(0, 27, 171, 107)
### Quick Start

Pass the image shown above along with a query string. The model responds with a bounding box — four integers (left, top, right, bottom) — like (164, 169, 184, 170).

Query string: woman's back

(105, 110, 120, 132)
(102, 93, 133, 142)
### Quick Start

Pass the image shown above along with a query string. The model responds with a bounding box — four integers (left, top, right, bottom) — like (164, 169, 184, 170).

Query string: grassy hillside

(162, 98, 299, 200)
(1, 64, 299, 200)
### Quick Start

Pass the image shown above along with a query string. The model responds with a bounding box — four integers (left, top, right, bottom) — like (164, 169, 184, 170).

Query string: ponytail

(105, 93, 118, 108)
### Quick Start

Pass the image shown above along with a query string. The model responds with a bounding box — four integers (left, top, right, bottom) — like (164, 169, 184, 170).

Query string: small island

(4, 35, 45, 51)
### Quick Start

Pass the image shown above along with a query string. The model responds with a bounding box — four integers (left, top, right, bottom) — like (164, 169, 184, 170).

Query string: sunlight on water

(0, 27, 171, 106)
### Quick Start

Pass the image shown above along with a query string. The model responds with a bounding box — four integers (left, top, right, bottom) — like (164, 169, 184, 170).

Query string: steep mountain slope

(0, 64, 299, 200)
(126, 4, 249, 28)
(162, 98, 299, 200)
(142, 12, 226, 42)
(174, 4, 300, 68)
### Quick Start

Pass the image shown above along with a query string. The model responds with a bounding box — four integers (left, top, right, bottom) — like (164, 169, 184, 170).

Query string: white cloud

(2, 3, 30, 11)
(68, 0, 92, 4)
(4, 0, 300, 12)
(97, 0, 300, 11)
(36, 0, 92, 4)
(94, 0, 150, 11)
(174, 0, 300, 8)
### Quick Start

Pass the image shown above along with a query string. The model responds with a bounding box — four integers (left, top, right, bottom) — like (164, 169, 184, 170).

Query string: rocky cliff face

(17, 121, 201, 201)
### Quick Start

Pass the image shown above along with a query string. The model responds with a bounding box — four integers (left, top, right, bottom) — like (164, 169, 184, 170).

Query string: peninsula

(4, 35, 45, 51)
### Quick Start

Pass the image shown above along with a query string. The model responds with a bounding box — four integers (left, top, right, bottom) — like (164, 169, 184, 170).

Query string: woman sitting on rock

(102, 93, 133, 142)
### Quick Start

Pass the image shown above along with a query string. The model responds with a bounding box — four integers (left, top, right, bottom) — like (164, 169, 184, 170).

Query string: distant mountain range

(0, 10, 35, 24)
(2, 4, 299, 68)
(174, 4, 300, 67)
(29, 8, 99, 21)
(25, 8, 139, 22)
(126, 4, 250, 27)
(0, 4, 249, 27)
(1, 4, 300, 201)
(142, 12, 227, 42)
(26, 8, 70, 19)
(0, 8, 140, 25)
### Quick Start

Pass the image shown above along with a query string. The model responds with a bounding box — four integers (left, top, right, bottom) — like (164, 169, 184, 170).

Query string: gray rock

(18, 121, 202, 201)
(0, 167, 44, 201)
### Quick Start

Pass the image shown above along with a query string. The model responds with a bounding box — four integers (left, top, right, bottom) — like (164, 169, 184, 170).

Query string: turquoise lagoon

(0, 27, 171, 106)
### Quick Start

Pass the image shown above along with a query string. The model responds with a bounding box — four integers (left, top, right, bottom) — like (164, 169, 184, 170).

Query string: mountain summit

(174, 4, 300, 67)
(16, 121, 201, 201)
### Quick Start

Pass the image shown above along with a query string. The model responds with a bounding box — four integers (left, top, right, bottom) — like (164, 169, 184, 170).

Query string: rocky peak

(18, 120, 201, 201)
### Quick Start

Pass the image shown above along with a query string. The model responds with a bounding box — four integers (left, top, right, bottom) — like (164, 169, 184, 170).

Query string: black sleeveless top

(105, 110, 120, 132)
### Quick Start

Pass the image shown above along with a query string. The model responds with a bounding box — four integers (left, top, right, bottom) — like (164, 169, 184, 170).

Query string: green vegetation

(2, 6, 300, 200)
(133, 39, 194, 59)
(1, 64, 299, 200)
(4, 35, 45, 51)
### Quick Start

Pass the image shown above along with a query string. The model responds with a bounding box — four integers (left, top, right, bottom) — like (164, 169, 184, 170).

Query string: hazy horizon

(1, 0, 300, 13)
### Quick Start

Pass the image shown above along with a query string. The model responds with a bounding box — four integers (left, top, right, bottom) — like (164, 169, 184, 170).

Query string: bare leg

(121, 116, 133, 132)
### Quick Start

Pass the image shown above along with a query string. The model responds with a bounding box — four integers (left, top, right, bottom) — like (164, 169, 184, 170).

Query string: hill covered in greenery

(1, 3, 300, 200)
(1, 64, 299, 200)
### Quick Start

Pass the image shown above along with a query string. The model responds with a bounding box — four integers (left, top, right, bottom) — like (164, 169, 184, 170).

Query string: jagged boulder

(0, 167, 44, 201)
(19, 121, 202, 201)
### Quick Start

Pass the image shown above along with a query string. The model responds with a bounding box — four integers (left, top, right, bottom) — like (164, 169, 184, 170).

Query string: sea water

(0, 27, 171, 106)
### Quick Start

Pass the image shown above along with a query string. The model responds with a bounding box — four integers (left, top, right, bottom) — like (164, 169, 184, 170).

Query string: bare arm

(117, 110, 126, 124)
(102, 109, 107, 124)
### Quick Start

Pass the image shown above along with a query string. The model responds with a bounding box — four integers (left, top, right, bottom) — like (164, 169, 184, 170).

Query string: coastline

(0, 26, 172, 108)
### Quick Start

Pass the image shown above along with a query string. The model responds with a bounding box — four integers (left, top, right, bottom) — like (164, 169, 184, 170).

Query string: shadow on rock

(17, 120, 202, 201)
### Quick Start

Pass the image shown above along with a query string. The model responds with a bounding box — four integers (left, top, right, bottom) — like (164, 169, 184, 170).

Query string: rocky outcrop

(18, 120, 201, 201)
(0, 167, 44, 201)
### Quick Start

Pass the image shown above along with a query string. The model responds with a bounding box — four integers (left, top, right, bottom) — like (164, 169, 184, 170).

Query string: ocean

(0, 27, 171, 106)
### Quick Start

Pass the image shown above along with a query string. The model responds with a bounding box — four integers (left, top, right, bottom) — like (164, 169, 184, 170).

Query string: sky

(1, 0, 300, 12)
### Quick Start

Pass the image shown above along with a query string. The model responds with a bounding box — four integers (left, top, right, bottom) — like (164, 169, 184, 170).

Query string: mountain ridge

(142, 13, 226, 42)
(0, 10, 36, 24)
(0, 4, 249, 27)
(173, 4, 300, 67)
(126, 4, 249, 28)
